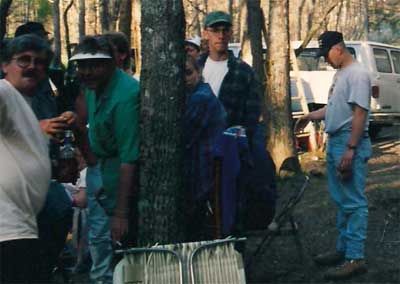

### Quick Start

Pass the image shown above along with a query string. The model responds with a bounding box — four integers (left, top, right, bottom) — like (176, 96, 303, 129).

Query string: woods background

(1, 0, 399, 68)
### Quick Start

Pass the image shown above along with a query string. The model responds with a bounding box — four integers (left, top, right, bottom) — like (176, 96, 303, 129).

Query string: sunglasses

(11, 55, 47, 69)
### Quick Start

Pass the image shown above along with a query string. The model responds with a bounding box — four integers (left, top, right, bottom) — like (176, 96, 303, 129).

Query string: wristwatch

(347, 143, 357, 150)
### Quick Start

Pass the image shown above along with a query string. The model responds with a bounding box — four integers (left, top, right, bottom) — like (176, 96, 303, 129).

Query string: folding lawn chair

(189, 238, 246, 284)
(245, 174, 310, 269)
(113, 237, 246, 284)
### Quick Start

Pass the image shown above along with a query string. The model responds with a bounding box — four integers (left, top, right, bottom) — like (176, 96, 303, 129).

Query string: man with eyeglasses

(0, 34, 52, 283)
(70, 35, 140, 284)
(13, 22, 79, 282)
(198, 11, 276, 236)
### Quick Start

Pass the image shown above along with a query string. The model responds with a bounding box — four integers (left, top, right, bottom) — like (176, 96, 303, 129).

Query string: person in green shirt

(71, 35, 139, 245)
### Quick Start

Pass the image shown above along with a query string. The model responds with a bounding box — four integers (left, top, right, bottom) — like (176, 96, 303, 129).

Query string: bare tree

(362, 0, 369, 40)
(109, 0, 122, 31)
(247, 0, 264, 82)
(0, 0, 13, 50)
(78, 0, 86, 40)
(52, 0, 62, 67)
(118, 0, 132, 45)
(132, 0, 141, 75)
(63, 0, 74, 59)
(99, 0, 110, 32)
(138, 0, 186, 244)
(265, 0, 300, 172)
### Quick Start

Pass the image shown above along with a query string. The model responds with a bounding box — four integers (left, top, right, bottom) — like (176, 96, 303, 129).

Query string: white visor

(69, 52, 112, 61)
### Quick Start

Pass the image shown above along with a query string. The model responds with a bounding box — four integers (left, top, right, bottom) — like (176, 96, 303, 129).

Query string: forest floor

(245, 126, 400, 284)
(63, 126, 399, 284)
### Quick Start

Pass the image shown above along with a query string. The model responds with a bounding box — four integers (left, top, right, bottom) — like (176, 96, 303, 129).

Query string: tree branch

(295, 0, 342, 56)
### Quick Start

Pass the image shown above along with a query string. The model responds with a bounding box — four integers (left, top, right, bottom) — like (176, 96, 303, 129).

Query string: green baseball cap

(203, 11, 232, 28)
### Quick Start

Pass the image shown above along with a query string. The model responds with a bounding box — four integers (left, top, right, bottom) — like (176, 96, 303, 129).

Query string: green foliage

(36, 0, 52, 22)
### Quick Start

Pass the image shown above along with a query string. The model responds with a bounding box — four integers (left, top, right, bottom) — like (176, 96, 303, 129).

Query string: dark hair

(1, 34, 53, 65)
(103, 32, 131, 69)
(15, 21, 49, 38)
(72, 35, 115, 60)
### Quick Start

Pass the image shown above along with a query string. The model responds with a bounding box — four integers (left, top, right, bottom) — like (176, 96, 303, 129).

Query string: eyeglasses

(11, 55, 47, 69)
(75, 59, 110, 71)
(206, 27, 231, 35)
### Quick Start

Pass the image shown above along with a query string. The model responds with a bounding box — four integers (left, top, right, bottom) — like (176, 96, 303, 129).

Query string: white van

(291, 41, 400, 135)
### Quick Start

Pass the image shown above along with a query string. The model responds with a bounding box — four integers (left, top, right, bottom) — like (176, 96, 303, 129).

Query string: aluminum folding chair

(113, 237, 246, 284)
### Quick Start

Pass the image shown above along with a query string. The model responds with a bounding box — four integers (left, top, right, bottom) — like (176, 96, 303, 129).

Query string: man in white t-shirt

(296, 31, 371, 280)
(0, 34, 52, 283)
(198, 11, 277, 236)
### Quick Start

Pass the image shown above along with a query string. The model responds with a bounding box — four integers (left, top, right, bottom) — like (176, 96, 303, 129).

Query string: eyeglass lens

(14, 55, 47, 68)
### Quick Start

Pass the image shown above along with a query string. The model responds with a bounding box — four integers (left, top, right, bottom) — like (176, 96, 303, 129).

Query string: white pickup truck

(229, 41, 400, 136)
(290, 41, 400, 136)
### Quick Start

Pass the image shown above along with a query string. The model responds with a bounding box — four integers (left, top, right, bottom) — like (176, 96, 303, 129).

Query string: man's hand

(111, 215, 129, 242)
(39, 116, 69, 138)
(294, 115, 310, 133)
(39, 111, 77, 140)
(60, 111, 77, 125)
(338, 149, 354, 181)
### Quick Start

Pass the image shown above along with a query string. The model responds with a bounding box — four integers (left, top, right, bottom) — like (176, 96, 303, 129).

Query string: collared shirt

(198, 51, 262, 141)
(184, 81, 226, 201)
(85, 69, 140, 210)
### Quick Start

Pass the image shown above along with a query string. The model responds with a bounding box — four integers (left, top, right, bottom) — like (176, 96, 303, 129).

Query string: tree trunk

(109, 0, 122, 31)
(362, 0, 368, 40)
(265, 0, 299, 173)
(118, 0, 132, 45)
(247, 0, 265, 84)
(99, 0, 110, 32)
(228, 0, 233, 16)
(63, 0, 74, 59)
(79, 0, 86, 40)
(132, 0, 141, 75)
(52, 0, 62, 67)
(138, 0, 186, 245)
(0, 0, 12, 50)
(297, 0, 307, 40)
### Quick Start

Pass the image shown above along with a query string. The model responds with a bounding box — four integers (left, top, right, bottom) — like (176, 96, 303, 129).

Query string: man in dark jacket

(199, 11, 276, 234)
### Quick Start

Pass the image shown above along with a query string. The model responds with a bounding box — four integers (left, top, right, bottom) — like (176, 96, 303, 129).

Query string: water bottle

(59, 130, 75, 159)
(57, 130, 77, 182)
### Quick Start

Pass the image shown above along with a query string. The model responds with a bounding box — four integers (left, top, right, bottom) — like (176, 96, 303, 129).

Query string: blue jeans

(326, 131, 371, 260)
(86, 166, 113, 284)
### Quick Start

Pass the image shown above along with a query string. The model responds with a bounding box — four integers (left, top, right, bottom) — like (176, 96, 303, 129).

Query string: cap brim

(69, 52, 112, 61)
(206, 20, 232, 27)
(315, 48, 329, 58)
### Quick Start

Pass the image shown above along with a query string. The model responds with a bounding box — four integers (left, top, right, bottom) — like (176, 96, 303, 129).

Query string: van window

(390, 50, 400, 74)
(373, 48, 392, 73)
(295, 47, 356, 71)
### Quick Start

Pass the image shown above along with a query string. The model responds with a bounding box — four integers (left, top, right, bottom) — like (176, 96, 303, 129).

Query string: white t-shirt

(202, 57, 229, 97)
(325, 62, 371, 134)
(0, 79, 51, 242)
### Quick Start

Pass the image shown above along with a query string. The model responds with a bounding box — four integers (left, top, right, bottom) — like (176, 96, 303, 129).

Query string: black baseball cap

(15, 22, 49, 38)
(316, 31, 343, 58)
